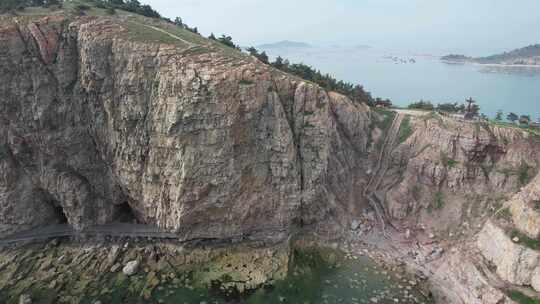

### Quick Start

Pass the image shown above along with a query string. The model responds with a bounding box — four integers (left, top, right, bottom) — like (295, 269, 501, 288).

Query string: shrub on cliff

(408, 100, 434, 111)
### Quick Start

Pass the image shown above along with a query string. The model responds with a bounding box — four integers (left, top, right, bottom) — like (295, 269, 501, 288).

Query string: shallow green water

(81, 249, 431, 304)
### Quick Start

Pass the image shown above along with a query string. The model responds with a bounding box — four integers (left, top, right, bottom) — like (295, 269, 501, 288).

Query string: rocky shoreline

(0, 234, 435, 304)
(0, 237, 289, 303)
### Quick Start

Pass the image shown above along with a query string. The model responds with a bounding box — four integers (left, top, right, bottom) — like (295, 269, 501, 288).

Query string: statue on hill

(464, 97, 479, 119)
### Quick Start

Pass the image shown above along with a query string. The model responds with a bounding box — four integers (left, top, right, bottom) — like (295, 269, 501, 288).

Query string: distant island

(257, 40, 312, 49)
(442, 44, 540, 66)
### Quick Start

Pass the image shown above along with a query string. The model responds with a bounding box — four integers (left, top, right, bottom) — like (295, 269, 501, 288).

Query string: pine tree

(507, 112, 519, 123)
(495, 110, 504, 121)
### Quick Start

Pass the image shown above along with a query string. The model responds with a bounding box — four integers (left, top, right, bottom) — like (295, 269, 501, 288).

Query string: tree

(507, 112, 519, 123)
(271, 56, 285, 69)
(408, 100, 434, 111)
(125, 0, 141, 11)
(519, 115, 531, 125)
(351, 85, 372, 104)
(258, 51, 269, 64)
(436, 102, 460, 113)
(139, 4, 160, 18)
(495, 110, 504, 121)
(217, 35, 239, 50)
(174, 17, 183, 27)
(246, 47, 259, 57)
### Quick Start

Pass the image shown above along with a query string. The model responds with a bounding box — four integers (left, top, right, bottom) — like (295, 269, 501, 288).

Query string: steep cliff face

(0, 15, 372, 241)
(385, 114, 540, 233)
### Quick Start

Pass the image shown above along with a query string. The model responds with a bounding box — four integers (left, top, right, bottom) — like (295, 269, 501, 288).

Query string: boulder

(122, 260, 140, 276)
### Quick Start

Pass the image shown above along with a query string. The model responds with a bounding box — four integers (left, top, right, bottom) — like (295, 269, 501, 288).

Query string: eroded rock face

(509, 173, 540, 239)
(386, 115, 540, 232)
(478, 220, 540, 290)
(430, 251, 515, 304)
(0, 16, 372, 241)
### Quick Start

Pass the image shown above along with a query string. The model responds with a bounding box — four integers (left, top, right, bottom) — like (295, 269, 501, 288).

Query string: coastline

(441, 59, 540, 68)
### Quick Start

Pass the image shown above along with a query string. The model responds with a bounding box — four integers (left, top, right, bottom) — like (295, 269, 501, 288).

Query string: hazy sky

(145, 0, 540, 56)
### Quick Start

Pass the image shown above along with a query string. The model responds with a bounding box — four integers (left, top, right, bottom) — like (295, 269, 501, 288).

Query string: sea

(260, 45, 540, 121)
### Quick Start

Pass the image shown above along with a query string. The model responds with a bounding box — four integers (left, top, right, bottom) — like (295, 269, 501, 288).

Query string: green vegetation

(440, 152, 459, 169)
(506, 290, 540, 304)
(2, 0, 387, 109)
(507, 112, 519, 123)
(246, 47, 269, 63)
(373, 107, 396, 131)
(271, 57, 377, 106)
(92, 0, 160, 18)
(239, 79, 254, 86)
(0, 0, 161, 18)
(510, 229, 540, 250)
(446, 158, 459, 168)
(533, 200, 540, 212)
(495, 207, 513, 221)
(124, 21, 187, 45)
(495, 110, 504, 121)
(209, 34, 241, 50)
(518, 162, 531, 186)
(428, 191, 445, 212)
(407, 100, 435, 111)
(398, 115, 413, 143)
(489, 119, 540, 138)
(408, 100, 479, 117)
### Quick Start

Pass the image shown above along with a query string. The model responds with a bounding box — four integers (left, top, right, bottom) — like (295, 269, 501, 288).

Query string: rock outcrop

(386, 114, 540, 232)
(0, 15, 372, 242)
(509, 173, 540, 239)
(478, 220, 540, 291)
(430, 251, 515, 304)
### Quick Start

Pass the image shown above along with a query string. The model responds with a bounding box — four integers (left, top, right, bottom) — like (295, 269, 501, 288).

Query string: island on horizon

(441, 44, 540, 66)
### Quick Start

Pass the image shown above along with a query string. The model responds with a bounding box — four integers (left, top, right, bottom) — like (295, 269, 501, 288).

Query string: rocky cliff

(2, 10, 540, 304)
(386, 114, 540, 234)
(0, 14, 372, 242)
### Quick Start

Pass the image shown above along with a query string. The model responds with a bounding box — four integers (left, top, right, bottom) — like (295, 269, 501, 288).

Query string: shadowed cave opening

(52, 205, 68, 224)
(113, 201, 140, 224)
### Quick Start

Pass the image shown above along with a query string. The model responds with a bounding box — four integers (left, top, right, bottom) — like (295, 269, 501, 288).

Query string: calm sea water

(262, 46, 540, 120)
